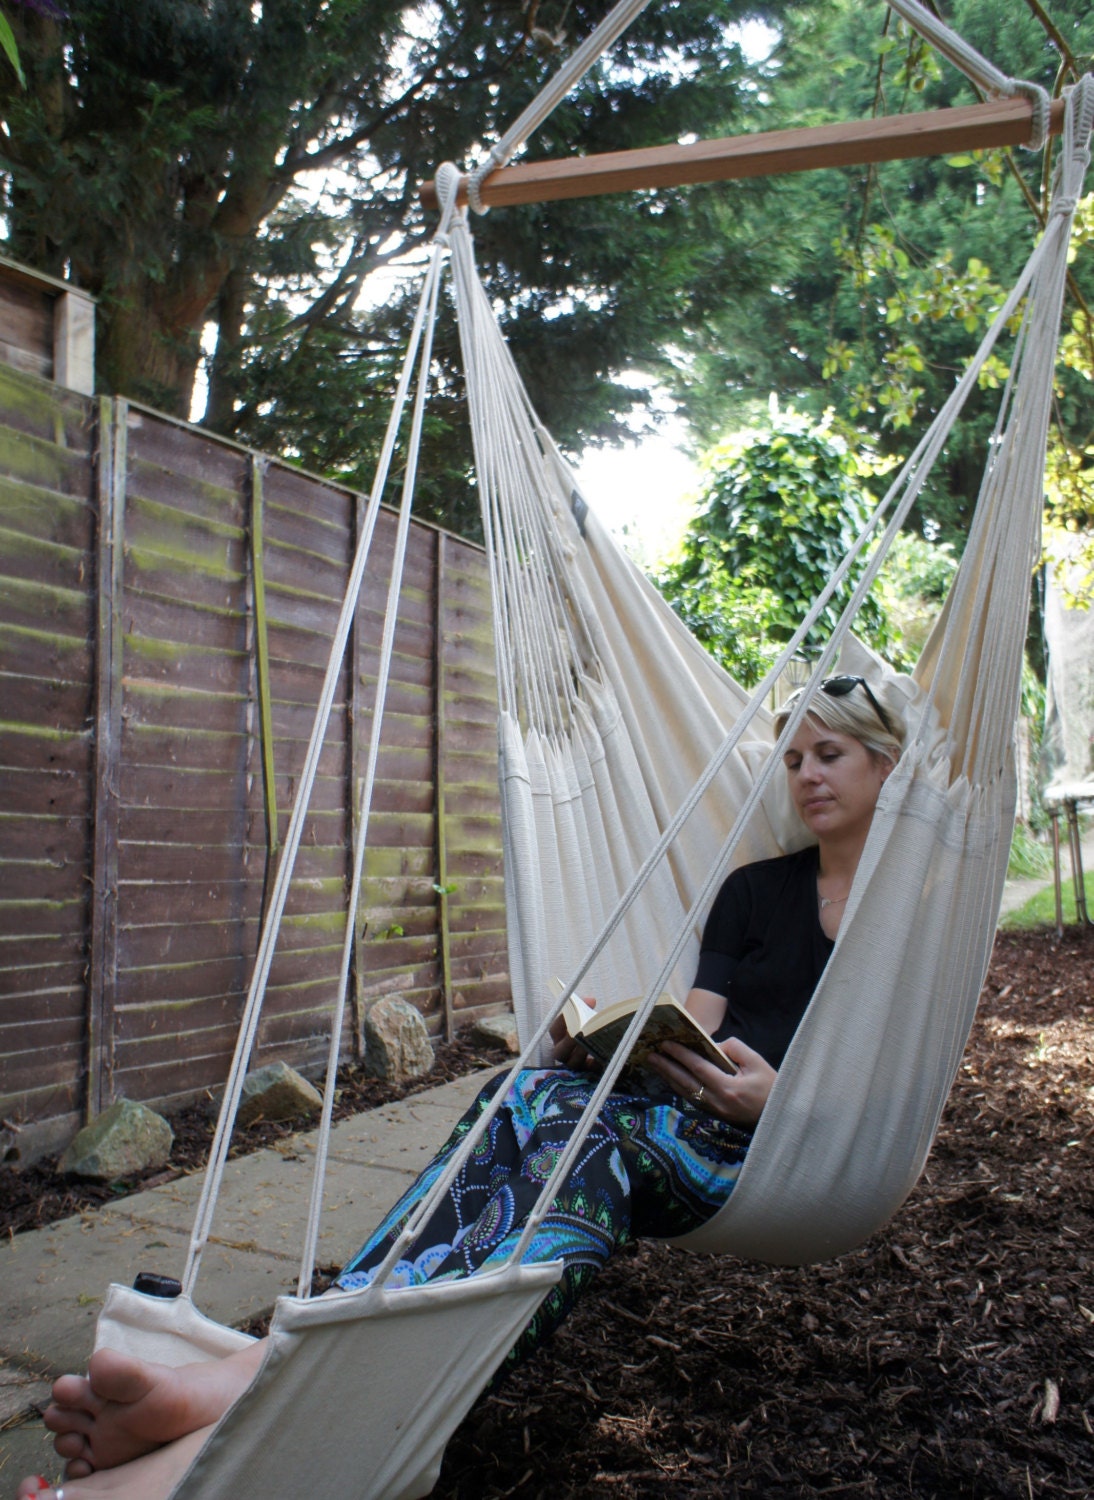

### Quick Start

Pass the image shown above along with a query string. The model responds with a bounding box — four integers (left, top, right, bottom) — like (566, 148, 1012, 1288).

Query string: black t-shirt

(692, 845, 833, 1069)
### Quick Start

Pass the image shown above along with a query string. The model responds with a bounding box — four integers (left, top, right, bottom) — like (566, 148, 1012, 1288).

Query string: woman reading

(16, 675, 904, 1500)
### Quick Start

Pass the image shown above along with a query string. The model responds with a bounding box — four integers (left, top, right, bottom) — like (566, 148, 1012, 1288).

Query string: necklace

(818, 892, 850, 911)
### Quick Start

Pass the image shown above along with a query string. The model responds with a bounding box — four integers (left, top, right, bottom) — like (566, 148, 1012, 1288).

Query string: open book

(553, 981, 737, 1077)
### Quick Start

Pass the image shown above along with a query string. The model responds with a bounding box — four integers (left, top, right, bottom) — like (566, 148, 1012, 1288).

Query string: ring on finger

(692, 1084, 704, 1104)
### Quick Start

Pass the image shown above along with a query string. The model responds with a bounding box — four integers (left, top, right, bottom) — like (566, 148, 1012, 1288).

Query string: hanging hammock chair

(85, 2, 1092, 1496)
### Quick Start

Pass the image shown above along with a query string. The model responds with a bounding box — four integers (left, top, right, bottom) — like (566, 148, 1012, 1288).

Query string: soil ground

(3, 929, 1092, 1497)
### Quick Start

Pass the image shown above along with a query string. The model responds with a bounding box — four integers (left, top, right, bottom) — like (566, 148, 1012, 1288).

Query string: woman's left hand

(647, 1036, 777, 1127)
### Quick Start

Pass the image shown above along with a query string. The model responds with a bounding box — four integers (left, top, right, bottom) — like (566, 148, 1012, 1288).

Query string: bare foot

(41, 1343, 264, 1477)
(16, 1423, 211, 1500)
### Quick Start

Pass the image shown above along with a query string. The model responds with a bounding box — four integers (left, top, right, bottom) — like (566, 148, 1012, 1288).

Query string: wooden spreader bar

(421, 96, 1064, 211)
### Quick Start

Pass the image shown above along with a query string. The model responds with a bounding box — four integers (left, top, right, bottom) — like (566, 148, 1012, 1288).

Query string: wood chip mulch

(3, 930, 1091, 1496)
(433, 929, 1094, 1499)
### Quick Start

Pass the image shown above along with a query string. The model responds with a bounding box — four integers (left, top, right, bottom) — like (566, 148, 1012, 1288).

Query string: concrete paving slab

(0, 1360, 57, 1493)
(0, 1362, 52, 1425)
(324, 1071, 493, 1169)
(0, 1208, 293, 1375)
(118, 1153, 419, 1270)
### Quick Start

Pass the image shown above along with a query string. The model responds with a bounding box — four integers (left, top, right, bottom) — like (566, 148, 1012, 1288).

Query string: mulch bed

(4, 930, 1092, 1496)
(433, 929, 1094, 1499)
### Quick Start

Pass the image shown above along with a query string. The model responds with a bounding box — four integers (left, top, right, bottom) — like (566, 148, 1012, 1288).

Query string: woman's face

(782, 714, 892, 844)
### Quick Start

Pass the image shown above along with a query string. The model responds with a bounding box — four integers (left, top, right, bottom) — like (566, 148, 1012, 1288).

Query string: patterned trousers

(335, 1068, 750, 1375)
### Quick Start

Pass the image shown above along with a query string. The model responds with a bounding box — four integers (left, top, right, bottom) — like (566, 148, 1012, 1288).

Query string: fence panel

(0, 371, 509, 1161)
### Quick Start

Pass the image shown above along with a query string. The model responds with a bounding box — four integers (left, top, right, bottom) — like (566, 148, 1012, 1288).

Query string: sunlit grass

(999, 869, 1094, 931)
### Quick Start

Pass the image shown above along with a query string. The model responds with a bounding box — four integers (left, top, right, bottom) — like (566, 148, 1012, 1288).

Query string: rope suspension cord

(180, 0, 1091, 1302)
(295, 199, 453, 1299)
(461, 267, 597, 736)
(916, 74, 1094, 785)
(182, 174, 465, 1298)
(464, 0, 653, 213)
(886, 0, 1051, 148)
(220, 18, 1088, 1301)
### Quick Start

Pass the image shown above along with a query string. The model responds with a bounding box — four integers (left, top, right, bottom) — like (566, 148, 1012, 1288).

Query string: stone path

(0, 1070, 493, 1491)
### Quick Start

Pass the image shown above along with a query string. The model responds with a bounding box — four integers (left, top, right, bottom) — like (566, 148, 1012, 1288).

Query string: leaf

(0, 14, 25, 87)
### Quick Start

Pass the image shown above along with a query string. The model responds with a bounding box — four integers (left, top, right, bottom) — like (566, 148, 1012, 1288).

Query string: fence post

(86, 397, 126, 1120)
(348, 490, 365, 1058)
(434, 531, 455, 1040)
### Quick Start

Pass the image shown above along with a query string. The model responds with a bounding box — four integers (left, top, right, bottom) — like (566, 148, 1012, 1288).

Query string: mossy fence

(0, 361, 508, 1161)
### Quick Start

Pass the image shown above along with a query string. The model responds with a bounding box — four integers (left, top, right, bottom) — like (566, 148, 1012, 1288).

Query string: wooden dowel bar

(420, 96, 1065, 211)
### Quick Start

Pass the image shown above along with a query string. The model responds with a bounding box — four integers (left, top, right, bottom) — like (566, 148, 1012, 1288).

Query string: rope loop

(468, 147, 506, 216)
(1013, 81, 1052, 153)
(433, 161, 464, 233)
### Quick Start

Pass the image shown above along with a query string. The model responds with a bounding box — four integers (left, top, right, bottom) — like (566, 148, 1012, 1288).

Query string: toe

(50, 1373, 100, 1414)
(43, 1403, 94, 1438)
(53, 1429, 91, 1461)
(87, 1346, 159, 1406)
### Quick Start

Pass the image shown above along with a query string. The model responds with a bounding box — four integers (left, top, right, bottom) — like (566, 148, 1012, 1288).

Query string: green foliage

(0, 12, 24, 86)
(656, 412, 894, 685)
(1006, 822, 1054, 883)
(672, 0, 1094, 550)
(871, 529, 958, 668)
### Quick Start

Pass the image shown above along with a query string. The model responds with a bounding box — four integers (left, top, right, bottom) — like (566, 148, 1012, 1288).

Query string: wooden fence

(0, 362, 508, 1162)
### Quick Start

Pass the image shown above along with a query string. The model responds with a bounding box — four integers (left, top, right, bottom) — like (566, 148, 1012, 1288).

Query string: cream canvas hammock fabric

(446, 68, 1091, 1263)
(84, 2, 1092, 1491)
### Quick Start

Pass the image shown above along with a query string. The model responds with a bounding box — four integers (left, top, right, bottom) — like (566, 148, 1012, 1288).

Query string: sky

(574, 414, 699, 569)
(571, 15, 781, 567)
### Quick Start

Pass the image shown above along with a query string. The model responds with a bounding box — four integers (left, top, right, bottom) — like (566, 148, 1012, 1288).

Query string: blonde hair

(774, 679, 906, 768)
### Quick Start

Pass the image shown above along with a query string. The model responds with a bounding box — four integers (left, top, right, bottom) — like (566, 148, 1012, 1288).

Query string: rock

(470, 1013, 520, 1054)
(60, 1099, 173, 1182)
(363, 995, 434, 1082)
(237, 1061, 323, 1127)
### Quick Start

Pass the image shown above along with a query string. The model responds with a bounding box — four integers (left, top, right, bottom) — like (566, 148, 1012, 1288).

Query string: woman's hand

(647, 1036, 777, 1127)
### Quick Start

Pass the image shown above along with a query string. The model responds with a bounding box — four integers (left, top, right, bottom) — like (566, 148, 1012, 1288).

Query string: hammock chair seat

(94, 1263, 563, 1500)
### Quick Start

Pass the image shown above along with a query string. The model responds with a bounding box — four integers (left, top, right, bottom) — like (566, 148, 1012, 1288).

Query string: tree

(0, 1, 798, 531)
(669, 0, 1094, 547)
(656, 411, 893, 686)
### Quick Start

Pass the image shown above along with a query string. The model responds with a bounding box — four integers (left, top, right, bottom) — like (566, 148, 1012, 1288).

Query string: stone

(470, 1012, 520, 1054)
(363, 996, 434, 1083)
(59, 1099, 173, 1182)
(237, 1061, 323, 1127)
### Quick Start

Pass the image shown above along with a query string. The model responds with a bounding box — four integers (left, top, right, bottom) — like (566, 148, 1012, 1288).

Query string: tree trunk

(97, 279, 203, 418)
(204, 264, 249, 434)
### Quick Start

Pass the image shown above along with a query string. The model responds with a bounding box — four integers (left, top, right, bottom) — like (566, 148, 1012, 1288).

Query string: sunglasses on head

(820, 675, 894, 737)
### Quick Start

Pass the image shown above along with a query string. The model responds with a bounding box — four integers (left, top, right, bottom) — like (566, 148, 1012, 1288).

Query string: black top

(692, 845, 833, 1069)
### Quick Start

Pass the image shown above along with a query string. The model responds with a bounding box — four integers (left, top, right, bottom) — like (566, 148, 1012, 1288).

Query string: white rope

(183, 175, 464, 1297)
(887, 0, 1051, 148)
(467, 0, 653, 213)
(295, 237, 449, 1298)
